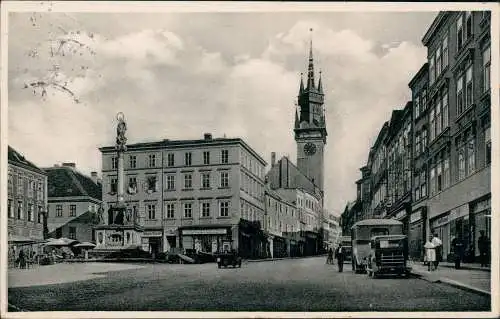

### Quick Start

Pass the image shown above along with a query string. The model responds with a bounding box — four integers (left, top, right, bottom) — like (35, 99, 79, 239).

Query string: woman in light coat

(424, 235, 436, 271)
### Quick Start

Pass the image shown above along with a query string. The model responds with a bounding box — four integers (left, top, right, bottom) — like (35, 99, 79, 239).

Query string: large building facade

(415, 10, 491, 262)
(97, 134, 267, 258)
(342, 10, 491, 263)
(7, 146, 47, 265)
(44, 163, 102, 243)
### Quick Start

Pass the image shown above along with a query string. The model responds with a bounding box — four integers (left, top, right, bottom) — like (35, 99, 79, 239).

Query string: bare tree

(19, 12, 98, 104)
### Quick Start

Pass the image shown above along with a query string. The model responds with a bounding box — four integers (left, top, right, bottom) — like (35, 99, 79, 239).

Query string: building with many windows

(44, 163, 102, 243)
(98, 133, 267, 258)
(413, 10, 491, 262)
(7, 146, 47, 266)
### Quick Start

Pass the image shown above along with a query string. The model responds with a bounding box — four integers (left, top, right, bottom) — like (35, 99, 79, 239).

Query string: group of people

(14, 249, 38, 269)
(326, 244, 346, 272)
(424, 230, 490, 271)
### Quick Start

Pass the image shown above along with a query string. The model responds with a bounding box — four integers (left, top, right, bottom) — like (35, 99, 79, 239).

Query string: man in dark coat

(451, 236, 464, 269)
(478, 230, 490, 267)
(335, 243, 345, 272)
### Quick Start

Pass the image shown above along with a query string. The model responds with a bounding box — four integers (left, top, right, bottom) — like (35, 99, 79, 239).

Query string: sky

(7, 8, 437, 216)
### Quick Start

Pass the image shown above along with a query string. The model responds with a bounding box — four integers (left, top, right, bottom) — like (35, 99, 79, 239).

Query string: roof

(371, 234, 407, 241)
(351, 218, 403, 228)
(408, 63, 428, 89)
(422, 12, 448, 46)
(8, 146, 46, 175)
(43, 166, 102, 200)
(99, 137, 267, 166)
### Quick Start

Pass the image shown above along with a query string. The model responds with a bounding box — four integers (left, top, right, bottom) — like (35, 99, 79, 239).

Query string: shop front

(304, 231, 318, 256)
(179, 226, 232, 254)
(430, 212, 451, 261)
(272, 235, 287, 258)
(141, 229, 163, 258)
(238, 220, 267, 259)
(408, 207, 426, 261)
(471, 196, 491, 261)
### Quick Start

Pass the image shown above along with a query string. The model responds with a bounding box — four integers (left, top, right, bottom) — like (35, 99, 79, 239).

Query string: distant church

(266, 38, 327, 205)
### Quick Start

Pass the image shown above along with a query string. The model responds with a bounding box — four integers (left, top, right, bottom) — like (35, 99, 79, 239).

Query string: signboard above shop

(183, 228, 227, 236)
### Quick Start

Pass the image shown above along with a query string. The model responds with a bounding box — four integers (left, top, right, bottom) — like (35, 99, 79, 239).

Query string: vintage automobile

(340, 236, 352, 262)
(366, 234, 411, 278)
(351, 219, 404, 273)
(216, 250, 242, 268)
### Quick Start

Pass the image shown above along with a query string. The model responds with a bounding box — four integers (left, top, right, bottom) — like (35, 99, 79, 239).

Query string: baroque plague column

(94, 113, 143, 253)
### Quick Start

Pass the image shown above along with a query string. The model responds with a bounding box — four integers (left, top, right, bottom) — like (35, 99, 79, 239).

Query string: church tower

(294, 35, 327, 192)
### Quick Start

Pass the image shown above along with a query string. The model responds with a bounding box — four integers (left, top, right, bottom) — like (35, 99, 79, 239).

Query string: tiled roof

(44, 166, 102, 200)
(8, 146, 46, 175)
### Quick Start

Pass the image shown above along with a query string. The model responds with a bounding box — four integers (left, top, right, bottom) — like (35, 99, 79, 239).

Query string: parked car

(216, 250, 242, 268)
(366, 235, 411, 278)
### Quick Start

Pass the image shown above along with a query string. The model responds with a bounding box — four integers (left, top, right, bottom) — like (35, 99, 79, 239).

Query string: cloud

(8, 13, 429, 215)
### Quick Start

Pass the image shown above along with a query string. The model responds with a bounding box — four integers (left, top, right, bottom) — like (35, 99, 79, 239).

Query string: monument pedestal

(93, 207, 143, 257)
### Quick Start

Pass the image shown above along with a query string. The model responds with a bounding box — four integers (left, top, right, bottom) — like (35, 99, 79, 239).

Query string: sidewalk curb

(411, 270, 491, 297)
(247, 255, 326, 263)
(440, 264, 491, 273)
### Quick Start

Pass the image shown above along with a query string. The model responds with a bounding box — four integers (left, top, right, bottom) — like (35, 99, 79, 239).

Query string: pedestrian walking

(18, 249, 26, 269)
(431, 233, 442, 270)
(451, 235, 464, 269)
(424, 236, 435, 271)
(326, 248, 333, 265)
(478, 230, 490, 267)
(334, 243, 345, 272)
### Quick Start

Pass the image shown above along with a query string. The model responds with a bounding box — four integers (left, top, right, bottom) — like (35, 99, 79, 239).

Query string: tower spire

(307, 28, 315, 90)
(299, 72, 304, 94)
(318, 70, 323, 94)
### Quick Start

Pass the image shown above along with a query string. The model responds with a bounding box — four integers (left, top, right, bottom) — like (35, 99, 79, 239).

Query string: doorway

(148, 237, 161, 258)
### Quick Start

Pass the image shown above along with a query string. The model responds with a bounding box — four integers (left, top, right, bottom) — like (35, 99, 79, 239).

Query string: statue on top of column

(116, 112, 127, 152)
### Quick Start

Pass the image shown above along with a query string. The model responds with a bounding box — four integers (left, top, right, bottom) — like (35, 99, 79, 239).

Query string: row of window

(110, 171, 231, 194)
(7, 199, 44, 223)
(240, 200, 264, 225)
(267, 215, 297, 234)
(241, 171, 264, 201)
(54, 204, 77, 217)
(7, 174, 44, 200)
(415, 128, 491, 201)
(240, 150, 265, 179)
(112, 149, 231, 170)
(145, 200, 231, 220)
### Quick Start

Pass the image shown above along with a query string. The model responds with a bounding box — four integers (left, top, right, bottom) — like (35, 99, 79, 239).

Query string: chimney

(204, 133, 213, 140)
(91, 171, 99, 184)
(271, 152, 276, 166)
(62, 162, 75, 168)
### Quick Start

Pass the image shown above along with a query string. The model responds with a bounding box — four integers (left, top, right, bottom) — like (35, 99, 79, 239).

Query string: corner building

(99, 134, 267, 258)
(410, 11, 491, 262)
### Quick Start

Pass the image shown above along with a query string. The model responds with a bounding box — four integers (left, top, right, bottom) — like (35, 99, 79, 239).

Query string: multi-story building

(409, 63, 430, 260)
(369, 122, 389, 218)
(44, 163, 102, 243)
(264, 187, 300, 258)
(98, 134, 267, 258)
(385, 102, 413, 234)
(414, 10, 491, 262)
(7, 146, 47, 265)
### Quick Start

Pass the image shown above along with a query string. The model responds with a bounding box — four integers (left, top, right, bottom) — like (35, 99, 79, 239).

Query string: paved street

(8, 256, 490, 312)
